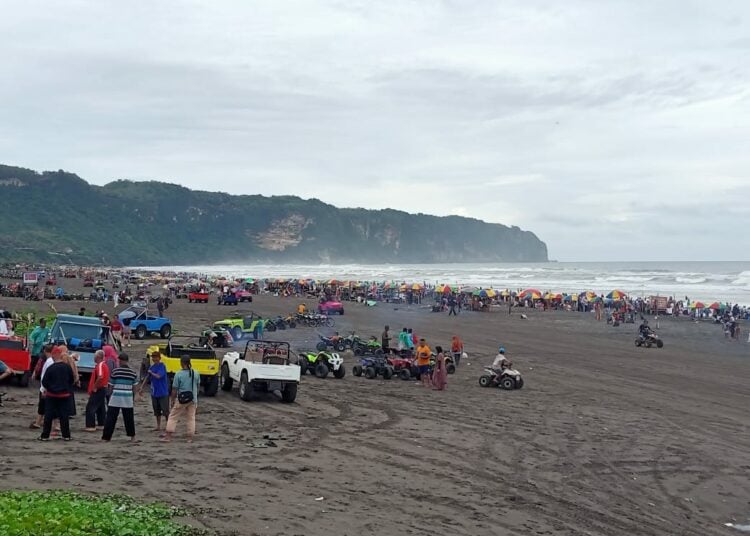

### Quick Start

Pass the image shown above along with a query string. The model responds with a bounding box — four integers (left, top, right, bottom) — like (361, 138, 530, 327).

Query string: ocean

(131, 261, 750, 305)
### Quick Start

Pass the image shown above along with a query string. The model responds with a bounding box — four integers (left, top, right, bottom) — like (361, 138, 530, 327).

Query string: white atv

(478, 366, 524, 390)
(221, 340, 301, 403)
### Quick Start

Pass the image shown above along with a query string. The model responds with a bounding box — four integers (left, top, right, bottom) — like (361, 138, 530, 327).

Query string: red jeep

(0, 322, 31, 386)
(188, 290, 210, 303)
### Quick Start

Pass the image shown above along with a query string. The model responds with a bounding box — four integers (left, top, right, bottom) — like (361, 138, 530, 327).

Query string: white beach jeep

(220, 340, 301, 403)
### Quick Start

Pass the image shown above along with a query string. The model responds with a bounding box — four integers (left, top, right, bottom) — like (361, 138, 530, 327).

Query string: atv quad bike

(352, 354, 393, 379)
(299, 351, 346, 379)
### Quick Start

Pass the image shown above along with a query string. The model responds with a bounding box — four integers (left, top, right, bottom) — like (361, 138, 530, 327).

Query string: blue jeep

(48, 314, 116, 376)
(118, 305, 172, 340)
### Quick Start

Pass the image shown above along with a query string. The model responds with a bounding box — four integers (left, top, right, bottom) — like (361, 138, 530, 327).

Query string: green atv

(298, 351, 346, 379)
(212, 312, 275, 342)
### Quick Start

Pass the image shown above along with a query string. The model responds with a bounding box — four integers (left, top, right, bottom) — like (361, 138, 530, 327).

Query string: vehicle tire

(646, 341, 652, 348)
(299, 360, 307, 375)
(515, 377, 524, 389)
(339, 309, 344, 315)
(399, 369, 411, 381)
(281, 383, 298, 403)
(325, 317, 335, 328)
(188, 298, 193, 303)
(204, 374, 219, 397)
(446, 363, 456, 375)
(160, 324, 171, 339)
(266, 321, 277, 332)
(353, 346, 363, 356)
(634, 339, 641, 347)
(334, 342, 346, 352)
(352, 365, 363, 377)
(135, 325, 147, 340)
(18, 370, 30, 387)
(500, 376, 515, 390)
(316, 341, 327, 351)
(374, 348, 384, 356)
(239, 372, 252, 401)
(479, 375, 491, 387)
(232, 327, 243, 341)
(656, 340, 664, 348)
(289, 321, 296, 329)
(315, 362, 329, 379)
(382, 366, 394, 380)
(220, 364, 233, 391)
(365, 366, 377, 379)
(333, 365, 346, 379)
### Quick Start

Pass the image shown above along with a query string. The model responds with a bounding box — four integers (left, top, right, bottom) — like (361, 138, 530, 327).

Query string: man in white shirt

(31, 345, 56, 429)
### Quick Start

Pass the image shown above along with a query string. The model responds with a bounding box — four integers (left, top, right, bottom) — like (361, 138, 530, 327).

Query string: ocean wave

(675, 277, 708, 284)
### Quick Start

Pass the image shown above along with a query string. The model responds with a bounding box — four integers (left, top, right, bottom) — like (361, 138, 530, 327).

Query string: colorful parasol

(606, 290, 627, 300)
(519, 288, 542, 300)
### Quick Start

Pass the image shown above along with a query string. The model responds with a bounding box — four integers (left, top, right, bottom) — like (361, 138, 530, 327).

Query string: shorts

(151, 395, 170, 417)
(419, 365, 431, 375)
(37, 392, 46, 416)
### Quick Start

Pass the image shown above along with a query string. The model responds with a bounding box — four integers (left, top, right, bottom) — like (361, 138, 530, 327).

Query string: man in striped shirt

(101, 353, 138, 442)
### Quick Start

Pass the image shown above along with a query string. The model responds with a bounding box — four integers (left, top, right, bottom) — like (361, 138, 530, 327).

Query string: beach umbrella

(474, 289, 495, 298)
(412, 283, 423, 290)
(519, 288, 542, 300)
(607, 290, 627, 300)
(461, 286, 479, 294)
(580, 291, 596, 301)
(691, 301, 706, 309)
(499, 289, 510, 297)
(708, 302, 721, 310)
(245, 278, 254, 283)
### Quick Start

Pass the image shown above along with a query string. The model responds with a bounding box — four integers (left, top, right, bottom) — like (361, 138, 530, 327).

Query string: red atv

(387, 349, 415, 380)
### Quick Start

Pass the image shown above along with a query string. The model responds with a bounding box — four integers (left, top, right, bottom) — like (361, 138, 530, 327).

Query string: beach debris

(726, 523, 750, 532)
(315, 497, 324, 501)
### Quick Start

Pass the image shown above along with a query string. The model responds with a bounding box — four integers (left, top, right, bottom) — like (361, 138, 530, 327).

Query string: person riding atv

(492, 347, 511, 375)
(638, 320, 653, 339)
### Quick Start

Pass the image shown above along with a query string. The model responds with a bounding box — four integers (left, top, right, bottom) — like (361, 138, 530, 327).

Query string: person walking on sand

(162, 356, 200, 443)
(448, 294, 457, 316)
(84, 350, 109, 432)
(398, 327, 409, 353)
(30, 345, 54, 430)
(110, 315, 123, 351)
(381, 325, 391, 355)
(139, 350, 170, 432)
(450, 335, 464, 367)
(415, 338, 432, 388)
(101, 353, 138, 442)
(39, 347, 75, 441)
(432, 346, 448, 391)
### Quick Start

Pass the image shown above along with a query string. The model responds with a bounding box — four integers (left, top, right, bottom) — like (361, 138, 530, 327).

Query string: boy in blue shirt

(139, 350, 170, 431)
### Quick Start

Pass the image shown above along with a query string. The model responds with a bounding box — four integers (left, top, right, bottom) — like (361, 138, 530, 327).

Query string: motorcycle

(635, 331, 664, 348)
(478, 366, 524, 390)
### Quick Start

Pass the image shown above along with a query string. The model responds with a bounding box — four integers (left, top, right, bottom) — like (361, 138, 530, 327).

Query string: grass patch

(0, 490, 204, 535)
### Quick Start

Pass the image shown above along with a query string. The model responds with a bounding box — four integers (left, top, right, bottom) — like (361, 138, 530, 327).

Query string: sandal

(29, 423, 40, 429)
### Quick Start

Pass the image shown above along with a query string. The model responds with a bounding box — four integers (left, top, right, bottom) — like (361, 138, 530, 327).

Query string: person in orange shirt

(450, 335, 464, 367)
(415, 338, 432, 387)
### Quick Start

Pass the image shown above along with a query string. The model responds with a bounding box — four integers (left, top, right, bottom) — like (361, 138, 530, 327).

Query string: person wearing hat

(101, 352, 139, 442)
(138, 350, 170, 432)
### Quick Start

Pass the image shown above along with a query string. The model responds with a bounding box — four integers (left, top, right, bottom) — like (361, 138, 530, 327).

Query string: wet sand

(0, 288, 748, 536)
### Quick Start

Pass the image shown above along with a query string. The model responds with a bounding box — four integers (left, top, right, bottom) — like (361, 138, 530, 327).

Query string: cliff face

(0, 164, 548, 265)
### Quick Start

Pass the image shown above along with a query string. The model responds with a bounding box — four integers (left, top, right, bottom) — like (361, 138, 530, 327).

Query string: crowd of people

(26, 334, 200, 443)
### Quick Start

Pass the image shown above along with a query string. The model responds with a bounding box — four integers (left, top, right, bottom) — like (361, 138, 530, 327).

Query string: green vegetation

(0, 490, 202, 536)
(0, 164, 548, 265)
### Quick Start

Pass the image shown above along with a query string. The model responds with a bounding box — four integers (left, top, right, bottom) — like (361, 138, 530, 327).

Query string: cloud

(0, 0, 748, 261)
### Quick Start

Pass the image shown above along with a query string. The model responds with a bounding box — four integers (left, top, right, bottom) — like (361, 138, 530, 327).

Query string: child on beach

(139, 350, 170, 431)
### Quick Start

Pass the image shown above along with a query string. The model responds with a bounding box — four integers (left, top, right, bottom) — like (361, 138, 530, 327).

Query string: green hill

(0, 164, 548, 265)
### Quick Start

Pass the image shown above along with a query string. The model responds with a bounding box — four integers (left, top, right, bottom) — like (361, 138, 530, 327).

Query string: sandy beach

(1, 284, 748, 536)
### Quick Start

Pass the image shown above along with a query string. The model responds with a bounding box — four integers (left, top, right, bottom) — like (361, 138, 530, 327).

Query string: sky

(1, 0, 748, 261)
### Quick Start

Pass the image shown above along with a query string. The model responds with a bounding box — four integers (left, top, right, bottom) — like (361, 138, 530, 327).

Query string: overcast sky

(1, 0, 748, 261)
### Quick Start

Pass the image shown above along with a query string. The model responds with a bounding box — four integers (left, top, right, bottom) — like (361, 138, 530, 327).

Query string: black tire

(479, 375, 491, 387)
(316, 341, 327, 351)
(399, 369, 411, 381)
(135, 325, 147, 340)
(352, 365, 363, 377)
(646, 341, 652, 348)
(298, 359, 308, 375)
(333, 365, 346, 379)
(232, 326, 243, 341)
(382, 366, 393, 380)
(500, 376, 515, 390)
(188, 298, 193, 303)
(265, 321, 277, 332)
(516, 377, 524, 389)
(339, 309, 344, 315)
(281, 383, 298, 403)
(220, 364, 233, 391)
(314, 362, 329, 379)
(353, 346, 363, 356)
(239, 372, 252, 401)
(635, 339, 641, 347)
(656, 339, 664, 348)
(446, 363, 456, 375)
(204, 374, 219, 397)
(18, 371, 30, 387)
(160, 324, 171, 339)
(365, 366, 377, 379)
(334, 342, 346, 352)
(289, 321, 296, 329)
(374, 348, 384, 356)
